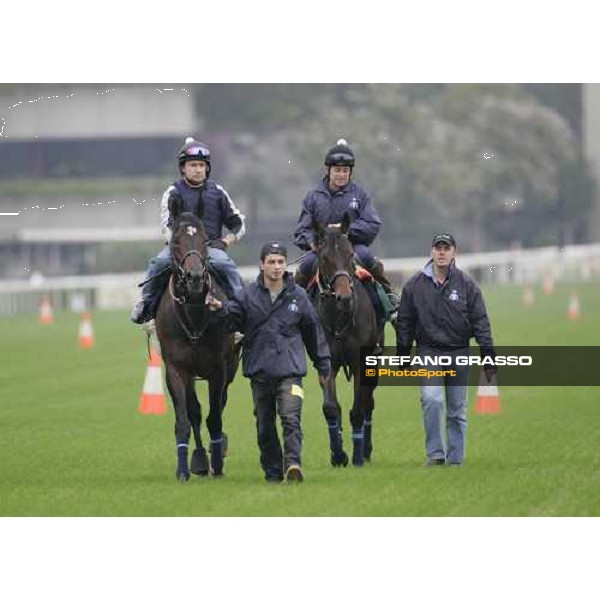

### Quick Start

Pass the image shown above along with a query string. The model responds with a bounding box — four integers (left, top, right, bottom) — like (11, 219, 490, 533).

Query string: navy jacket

(293, 178, 382, 250)
(395, 259, 495, 355)
(160, 178, 246, 243)
(221, 272, 331, 379)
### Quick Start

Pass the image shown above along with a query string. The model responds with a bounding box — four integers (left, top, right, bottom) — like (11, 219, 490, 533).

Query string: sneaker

(426, 458, 446, 467)
(285, 464, 304, 483)
(130, 301, 147, 324)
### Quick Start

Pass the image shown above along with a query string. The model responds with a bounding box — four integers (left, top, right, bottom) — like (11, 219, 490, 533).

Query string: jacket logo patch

(349, 198, 359, 210)
(288, 299, 299, 312)
(448, 289, 460, 302)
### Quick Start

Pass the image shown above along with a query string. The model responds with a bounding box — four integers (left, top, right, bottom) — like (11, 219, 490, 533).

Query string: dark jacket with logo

(159, 178, 246, 243)
(395, 259, 495, 355)
(220, 272, 331, 379)
(293, 178, 382, 250)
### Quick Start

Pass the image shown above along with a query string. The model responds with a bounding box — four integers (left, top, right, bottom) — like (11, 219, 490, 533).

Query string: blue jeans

(297, 243, 376, 277)
(418, 346, 470, 464)
(208, 247, 245, 295)
(141, 245, 245, 317)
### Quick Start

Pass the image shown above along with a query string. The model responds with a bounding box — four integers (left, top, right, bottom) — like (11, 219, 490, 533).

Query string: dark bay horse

(312, 213, 383, 467)
(155, 196, 241, 481)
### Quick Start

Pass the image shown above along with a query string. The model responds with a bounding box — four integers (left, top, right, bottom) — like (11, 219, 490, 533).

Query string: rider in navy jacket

(292, 139, 396, 302)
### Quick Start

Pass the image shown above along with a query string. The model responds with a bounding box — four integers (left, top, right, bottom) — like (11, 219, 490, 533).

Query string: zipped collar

(422, 258, 456, 285)
(256, 271, 295, 293)
(316, 177, 353, 197)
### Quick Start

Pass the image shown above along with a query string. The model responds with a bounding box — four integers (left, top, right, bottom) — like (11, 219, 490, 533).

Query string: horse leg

(349, 376, 368, 467)
(206, 370, 227, 476)
(363, 387, 375, 462)
(321, 372, 348, 467)
(165, 364, 192, 482)
(220, 386, 229, 458)
(187, 382, 209, 476)
(364, 333, 382, 462)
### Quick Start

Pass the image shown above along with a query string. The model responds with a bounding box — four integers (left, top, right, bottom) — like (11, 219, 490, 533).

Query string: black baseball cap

(260, 241, 288, 261)
(432, 233, 456, 247)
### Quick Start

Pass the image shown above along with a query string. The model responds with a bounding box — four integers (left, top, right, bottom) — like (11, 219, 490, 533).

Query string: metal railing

(1, 243, 599, 316)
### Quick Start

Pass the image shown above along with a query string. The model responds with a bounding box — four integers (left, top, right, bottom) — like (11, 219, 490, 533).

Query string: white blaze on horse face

(186, 226, 197, 237)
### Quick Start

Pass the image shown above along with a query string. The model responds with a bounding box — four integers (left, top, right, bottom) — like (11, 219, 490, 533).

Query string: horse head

(313, 211, 354, 302)
(169, 194, 209, 300)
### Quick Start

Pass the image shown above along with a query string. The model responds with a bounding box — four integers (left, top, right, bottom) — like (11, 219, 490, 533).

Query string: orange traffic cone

(522, 286, 535, 308)
(543, 273, 554, 295)
(475, 370, 501, 414)
(78, 311, 95, 348)
(39, 295, 54, 324)
(566, 292, 581, 320)
(138, 349, 167, 415)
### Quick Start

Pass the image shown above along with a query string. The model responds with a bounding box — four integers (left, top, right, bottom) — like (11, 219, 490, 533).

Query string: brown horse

(155, 196, 241, 480)
(312, 213, 383, 467)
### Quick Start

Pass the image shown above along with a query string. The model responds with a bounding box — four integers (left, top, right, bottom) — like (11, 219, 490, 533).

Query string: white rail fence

(1, 243, 599, 316)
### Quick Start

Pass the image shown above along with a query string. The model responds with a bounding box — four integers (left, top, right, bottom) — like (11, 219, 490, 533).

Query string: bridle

(169, 246, 214, 345)
(316, 252, 356, 382)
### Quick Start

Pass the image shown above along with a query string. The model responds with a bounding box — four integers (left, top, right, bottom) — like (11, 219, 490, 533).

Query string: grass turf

(0, 282, 599, 515)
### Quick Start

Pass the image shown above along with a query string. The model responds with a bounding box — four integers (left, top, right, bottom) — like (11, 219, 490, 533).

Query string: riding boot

(370, 260, 400, 309)
(294, 270, 312, 289)
(369, 259, 393, 294)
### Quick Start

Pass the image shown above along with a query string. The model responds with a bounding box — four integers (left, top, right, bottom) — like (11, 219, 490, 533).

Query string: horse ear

(312, 220, 325, 245)
(169, 192, 183, 221)
(340, 211, 351, 235)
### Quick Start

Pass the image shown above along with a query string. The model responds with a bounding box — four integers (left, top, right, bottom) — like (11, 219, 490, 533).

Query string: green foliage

(289, 83, 581, 252)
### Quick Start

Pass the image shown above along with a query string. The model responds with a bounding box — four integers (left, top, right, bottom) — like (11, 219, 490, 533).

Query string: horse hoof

(352, 453, 365, 467)
(330, 452, 349, 467)
(191, 448, 209, 476)
(176, 471, 191, 482)
(210, 468, 224, 478)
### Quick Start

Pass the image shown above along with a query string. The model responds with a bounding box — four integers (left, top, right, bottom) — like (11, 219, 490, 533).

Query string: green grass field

(1, 282, 599, 516)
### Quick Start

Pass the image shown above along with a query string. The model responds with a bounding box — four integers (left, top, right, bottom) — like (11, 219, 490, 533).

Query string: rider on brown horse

(292, 138, 398, 320)
(131, 136, 246, 326)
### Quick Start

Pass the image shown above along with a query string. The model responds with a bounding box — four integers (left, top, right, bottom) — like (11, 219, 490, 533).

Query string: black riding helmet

(178, 137, 211, 177)
(324, 138, 355, 168)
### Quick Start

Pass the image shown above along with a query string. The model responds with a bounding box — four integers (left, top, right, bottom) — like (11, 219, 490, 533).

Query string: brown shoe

(285, 464, 304, 483)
